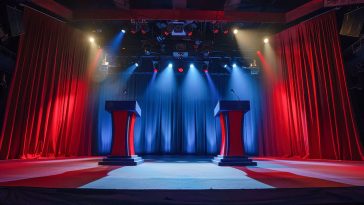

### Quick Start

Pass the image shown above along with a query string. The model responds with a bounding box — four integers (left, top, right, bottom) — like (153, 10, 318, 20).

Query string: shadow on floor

(141, 155, 214, 163)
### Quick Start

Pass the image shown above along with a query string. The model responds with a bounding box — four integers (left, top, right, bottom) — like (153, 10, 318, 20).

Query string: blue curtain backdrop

(96, 66, 261, 155)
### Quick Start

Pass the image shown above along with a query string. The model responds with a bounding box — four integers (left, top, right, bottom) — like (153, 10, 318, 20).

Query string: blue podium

(212, 101, 257, 166)
(99, 101, 144, 166)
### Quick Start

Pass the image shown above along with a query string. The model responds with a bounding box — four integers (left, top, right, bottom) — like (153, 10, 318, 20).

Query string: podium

(99, 101, 144, 166)
(212, 101, 257, 166)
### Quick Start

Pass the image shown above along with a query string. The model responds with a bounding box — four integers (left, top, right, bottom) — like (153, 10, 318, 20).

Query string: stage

(1, 156, 364, 204)
(1, 156, 364, 189)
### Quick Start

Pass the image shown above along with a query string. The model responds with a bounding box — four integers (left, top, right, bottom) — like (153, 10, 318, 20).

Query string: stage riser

(98, 159, 144, 166)
(99, 156, 144, 166)
(212, 156, 257, 166)
(212, 160, 257, 166)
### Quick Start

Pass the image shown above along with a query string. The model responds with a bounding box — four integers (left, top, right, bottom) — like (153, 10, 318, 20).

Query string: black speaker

(340, 7, 364, 37)
(6, 5, 23, 37)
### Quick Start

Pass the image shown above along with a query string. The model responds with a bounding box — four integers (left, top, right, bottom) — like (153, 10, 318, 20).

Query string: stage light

(185, 22, 197, 37)
(178, 67, 184, 73)
(233, 29, 238, 34)
(89, 36, 95, 43)
(203, 61, 209, 73)
(232, 63, 237, 68)
(121, 29, 126, 33)
(164, 23, 174, 36)
(154, 68, 158, 73)
(168, 63, 173, 68)
(224, 64, 228, 68)
(141, 23, 150, 35)
(221, 23, 229, 35)
(135, 63, 139, 67)
(190, 63, 194, 68)
(212, 23, 219, 34)
(263, 38, 269, 44)
(130, 24, 139, 34)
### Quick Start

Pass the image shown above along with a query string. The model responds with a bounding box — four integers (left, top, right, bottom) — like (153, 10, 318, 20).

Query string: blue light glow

(107, 31, 125, 55)
(227, 66, 261, 155)
(232, 63, 237, 68)
(96, 60, 260, 155)
(121, 29, 126, 33)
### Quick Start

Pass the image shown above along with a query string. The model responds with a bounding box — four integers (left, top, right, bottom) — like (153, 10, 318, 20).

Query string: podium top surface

(214, 100, 250, 116)
(105, 101, 141, 116)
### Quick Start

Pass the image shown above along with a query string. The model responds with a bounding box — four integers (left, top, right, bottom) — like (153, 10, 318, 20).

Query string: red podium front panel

(99, 101, 143, 166)
(219, 111, 245, 156)
(110, 111, 136, 156)
(213, 101, 256, 166)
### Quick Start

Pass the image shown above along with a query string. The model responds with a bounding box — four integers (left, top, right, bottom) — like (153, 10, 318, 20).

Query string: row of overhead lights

(89, 27, 269, 43)
(132, 62, 255, 73)
(89, 33, 269, 44)
(132, 62, 209, 73)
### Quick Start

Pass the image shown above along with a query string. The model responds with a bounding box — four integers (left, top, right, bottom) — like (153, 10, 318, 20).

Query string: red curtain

(0, 8, 96, 159)
(258, 11, 363, 160)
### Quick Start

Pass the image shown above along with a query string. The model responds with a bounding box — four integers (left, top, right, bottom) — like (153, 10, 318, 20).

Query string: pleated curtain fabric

(259, 11, 364, 160)
(0, 8, 94, 159)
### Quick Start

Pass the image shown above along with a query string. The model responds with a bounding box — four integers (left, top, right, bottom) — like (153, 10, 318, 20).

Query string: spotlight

(178, 67, 184, 73)
(152, 60, 159, 72)
(221, 23, 229, 35)
(185, 22, 197, 37)
(164, 24, 174, 36)
(89, 36, 95, 43)
(263, 38, 269, 44)
(168, 63, 173, 68)
(224, 64, 228, 68)
(121, 29, 126, 33)
(144, 46, 151, 55)
(212, 23, 219, 34)
(232, 63, 237, 68)
(141, 23, 150, 35)
(130, 24, 139, 34)
(213, 28, 219, 34)
(135, 63, 139, 67)
(189, 63, 194, 68)
(203, 61, 209, 72)
(233, 29, 238, 34)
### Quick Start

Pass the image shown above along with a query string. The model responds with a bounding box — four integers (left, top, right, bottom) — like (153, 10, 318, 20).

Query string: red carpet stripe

(0, 166, 120, 188)
(233, 167, 351, 188)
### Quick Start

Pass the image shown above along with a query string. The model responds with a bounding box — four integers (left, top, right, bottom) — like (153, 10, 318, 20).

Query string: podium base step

(99, 155, 144, 166)
(212, 155, 257, 166)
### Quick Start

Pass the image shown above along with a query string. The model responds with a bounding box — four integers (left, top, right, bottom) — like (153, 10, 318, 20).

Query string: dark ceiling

(2, 0, 362, 75)
(54, 0, 310, 12)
